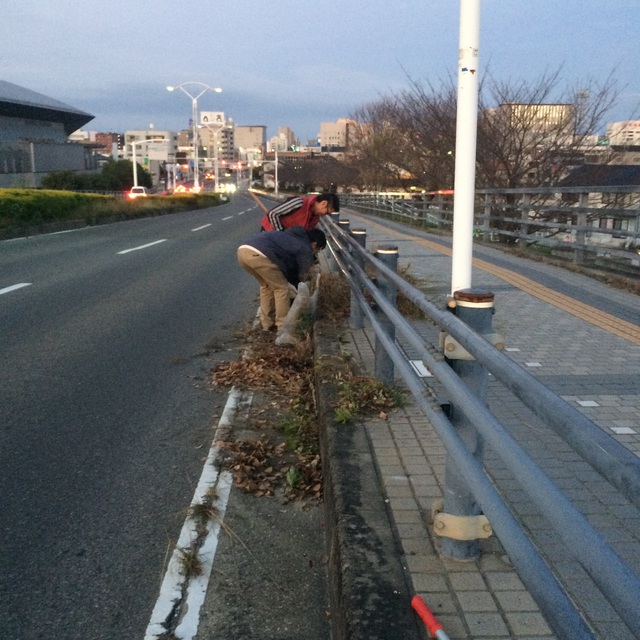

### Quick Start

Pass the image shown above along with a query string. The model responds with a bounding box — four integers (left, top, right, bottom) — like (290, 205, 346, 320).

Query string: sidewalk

(318, 211, 640, 640)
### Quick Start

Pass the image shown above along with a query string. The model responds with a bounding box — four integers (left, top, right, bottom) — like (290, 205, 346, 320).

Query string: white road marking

(221, 216, 233, 221)
(117, 240, 167, 254)
(0, 282, 32, 295)
(144, 387, 252, 640)
(192, 224, 212, 231)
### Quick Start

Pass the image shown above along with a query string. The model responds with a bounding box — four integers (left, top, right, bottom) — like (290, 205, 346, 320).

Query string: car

(128, 186, 149, 199)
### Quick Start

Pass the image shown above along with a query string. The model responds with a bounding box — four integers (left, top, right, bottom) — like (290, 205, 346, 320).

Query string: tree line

(276, 69, 628, 194)
(42, 159, 152, 191)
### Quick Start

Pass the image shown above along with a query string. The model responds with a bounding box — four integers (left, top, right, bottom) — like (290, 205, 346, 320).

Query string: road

(0, 195, 263, 638)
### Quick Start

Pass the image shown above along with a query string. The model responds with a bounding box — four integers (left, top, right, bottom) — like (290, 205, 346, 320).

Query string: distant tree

(476, 69, 620, 189)
(349, 67, 624, 199)
(277, 156, 359, 193)
(42, 159, 152, 192)
(41, 170, 83, 191)
(349, 99, 409, 190)
(101, 159, 152, 190)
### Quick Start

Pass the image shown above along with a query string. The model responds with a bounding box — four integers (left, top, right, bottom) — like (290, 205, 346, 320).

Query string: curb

(314, 319, 425, 640)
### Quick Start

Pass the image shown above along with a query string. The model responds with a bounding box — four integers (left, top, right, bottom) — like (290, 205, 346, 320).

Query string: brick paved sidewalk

(328, 211, 640, 639)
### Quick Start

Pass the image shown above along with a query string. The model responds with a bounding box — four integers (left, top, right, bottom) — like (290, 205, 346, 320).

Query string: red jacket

(260, 195, 320, 231)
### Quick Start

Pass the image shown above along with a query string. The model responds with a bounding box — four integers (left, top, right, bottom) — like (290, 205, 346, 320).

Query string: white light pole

(167, 82, 222, 193)
(129, 138, 169, 188)
(199, 119, 232, 192)
(450, 0, 481, 294)
(274, 146, 279, 198)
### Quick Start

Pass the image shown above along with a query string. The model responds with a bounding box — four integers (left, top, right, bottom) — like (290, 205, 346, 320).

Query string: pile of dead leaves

(210, 328, 322, 505)
(219, 438, 322, 506)
(210, 331, 313, 397)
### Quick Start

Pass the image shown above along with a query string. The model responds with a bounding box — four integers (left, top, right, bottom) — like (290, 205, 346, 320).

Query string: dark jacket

(243, 226, 315, 285)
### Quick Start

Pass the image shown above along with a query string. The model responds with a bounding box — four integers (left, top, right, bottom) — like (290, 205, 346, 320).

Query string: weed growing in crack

(177, 546, 203, 578)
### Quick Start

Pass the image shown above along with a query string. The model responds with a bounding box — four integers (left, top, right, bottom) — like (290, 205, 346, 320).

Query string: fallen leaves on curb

(210, 328, 322, 505)
(219, 438, 322, 506)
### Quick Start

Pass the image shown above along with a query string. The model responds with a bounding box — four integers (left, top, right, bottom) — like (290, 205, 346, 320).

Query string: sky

(1, 0, 639, 144)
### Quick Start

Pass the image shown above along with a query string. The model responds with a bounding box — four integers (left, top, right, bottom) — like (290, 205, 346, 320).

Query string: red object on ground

(411, 595, 450, 640)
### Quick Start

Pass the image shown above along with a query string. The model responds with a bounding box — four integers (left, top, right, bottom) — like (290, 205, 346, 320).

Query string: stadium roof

(0, 80, 94, 135)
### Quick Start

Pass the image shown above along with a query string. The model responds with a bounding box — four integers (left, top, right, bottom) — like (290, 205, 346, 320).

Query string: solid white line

(221, 216, 233, 221)
(0, 282, 32, 296)
(117, 240, 167, 255)
(192, 224, 212, 232)
(144, 387, 252, 640)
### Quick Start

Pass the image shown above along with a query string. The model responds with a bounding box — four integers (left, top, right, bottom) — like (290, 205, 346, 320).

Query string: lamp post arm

(128, 138, 169, 189)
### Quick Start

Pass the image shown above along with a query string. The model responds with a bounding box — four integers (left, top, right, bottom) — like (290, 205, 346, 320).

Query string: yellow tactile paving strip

(362, 217, 640, 346)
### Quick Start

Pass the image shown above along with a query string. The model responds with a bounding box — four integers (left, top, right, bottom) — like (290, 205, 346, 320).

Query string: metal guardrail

(342, 188, 640, 274)
(320, 215, 640, 640)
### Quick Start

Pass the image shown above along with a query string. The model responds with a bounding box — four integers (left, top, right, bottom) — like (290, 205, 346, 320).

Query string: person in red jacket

(260, 193, 340, 231)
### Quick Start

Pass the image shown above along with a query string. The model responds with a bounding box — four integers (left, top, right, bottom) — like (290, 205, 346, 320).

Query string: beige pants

(237, 246, 290, 329)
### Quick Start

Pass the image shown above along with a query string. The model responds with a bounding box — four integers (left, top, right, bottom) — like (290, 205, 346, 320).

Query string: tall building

(269, 126, 297, 152)
(234, 125, 266, 163)
(198, 122, 234, 165)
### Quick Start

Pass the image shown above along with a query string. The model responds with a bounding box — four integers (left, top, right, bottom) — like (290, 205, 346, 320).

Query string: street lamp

(200, 117, 233, 192)
(129, 138, 169, 188)
(167, 82, 222, 193)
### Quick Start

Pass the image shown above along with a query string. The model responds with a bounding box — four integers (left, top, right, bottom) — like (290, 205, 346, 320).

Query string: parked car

(128, 186, 149, 199)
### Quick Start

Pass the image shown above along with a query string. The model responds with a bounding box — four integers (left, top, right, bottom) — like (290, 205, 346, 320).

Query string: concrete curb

(314, 319, 425, 640)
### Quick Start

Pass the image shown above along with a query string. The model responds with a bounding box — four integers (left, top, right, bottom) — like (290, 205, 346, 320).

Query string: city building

(268, 126, 297, 152)
(122, 128, 178, 187)
(320, 118, 359, 149)
(0, 79, 95, 187)
(68, 130, 121, 160)
(234, 125, 266, 164)
(607, 121, 640, 148)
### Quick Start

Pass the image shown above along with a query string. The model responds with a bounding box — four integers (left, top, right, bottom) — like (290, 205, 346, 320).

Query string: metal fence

(341, 187, 640, 275)
(320, 214, 640, 640)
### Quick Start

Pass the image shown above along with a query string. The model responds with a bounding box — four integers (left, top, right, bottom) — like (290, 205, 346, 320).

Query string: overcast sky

(1, 0, 638, 143)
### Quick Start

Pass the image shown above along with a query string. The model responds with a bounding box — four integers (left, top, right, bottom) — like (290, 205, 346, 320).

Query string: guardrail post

(482, 192, 492, 240)
(326, 213, 342, 272)
(519, 193, 530, 245)
(575, 192, 589, 265)
(374, 245, 398, 385)
(441, 289, 495, 560)
(349, 229, 367, 329)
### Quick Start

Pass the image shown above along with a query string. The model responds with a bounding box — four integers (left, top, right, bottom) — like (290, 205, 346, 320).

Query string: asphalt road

(0, 195, 264, 639)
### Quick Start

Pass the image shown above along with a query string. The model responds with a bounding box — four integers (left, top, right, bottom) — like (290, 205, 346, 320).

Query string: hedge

(0, 189, 224, 238)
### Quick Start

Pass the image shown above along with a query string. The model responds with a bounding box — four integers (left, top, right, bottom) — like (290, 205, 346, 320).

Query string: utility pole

(450, 0, 481, 294)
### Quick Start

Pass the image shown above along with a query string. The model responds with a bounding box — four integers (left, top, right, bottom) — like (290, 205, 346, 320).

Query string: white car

(128, 186, 149, 199)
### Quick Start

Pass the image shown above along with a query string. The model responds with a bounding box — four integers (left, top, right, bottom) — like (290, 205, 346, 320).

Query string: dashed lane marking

(0, 282, 32, 296)
(117, 240, 167, 255)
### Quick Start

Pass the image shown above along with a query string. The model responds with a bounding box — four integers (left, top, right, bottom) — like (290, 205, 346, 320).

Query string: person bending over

(260, 193, 340, 231)
(237, 226, 327, 332)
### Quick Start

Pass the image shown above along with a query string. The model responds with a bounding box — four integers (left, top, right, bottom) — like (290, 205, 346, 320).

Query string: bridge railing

(320, 214, 640, 640)
(341, 187, 640, 274)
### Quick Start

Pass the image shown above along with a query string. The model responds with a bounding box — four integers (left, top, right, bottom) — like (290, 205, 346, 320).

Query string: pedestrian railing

(320, 214, 640, 640)
(342, 187, 640, 275)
